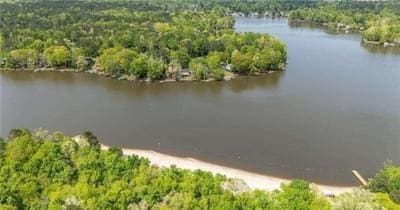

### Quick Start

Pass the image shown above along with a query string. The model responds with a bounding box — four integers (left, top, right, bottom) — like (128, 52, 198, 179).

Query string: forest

(0, 1, 287, 81)
(0, 128, 399, 209)
(1, 1, 400, 209)
(288, 4, 400, 46)
(1, 0, 398, 82)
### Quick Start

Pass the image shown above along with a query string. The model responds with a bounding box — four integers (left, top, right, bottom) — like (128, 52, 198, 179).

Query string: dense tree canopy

(1, 0, 400, 208)
(1, 0, 397, 79)
(367, 162, 400, 205)
(0, 128, 399, 209)
(288, 5, 400, 45)
(0, 1, 287, 81)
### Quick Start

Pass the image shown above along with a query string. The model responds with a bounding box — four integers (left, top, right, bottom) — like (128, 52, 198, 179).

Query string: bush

(0, 128, 396, 209)
(8, 128, 31, 139)
(189, 57, 209, 81)
(44, 46, 70, 67)
(146, 57, 165, 80)
(82, 130, 99, 147)
(9, 49, 38, 69)
(129, 54, 148, 79)
(375, 192, 400, 210)
(368, 163, 400, 204)
(97, 48, 136, 74)
(333, 189, 380, 210)
(274, 180, 331, 210)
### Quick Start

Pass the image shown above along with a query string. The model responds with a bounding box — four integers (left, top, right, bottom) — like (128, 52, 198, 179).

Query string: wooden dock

(352, 170, 368, 186)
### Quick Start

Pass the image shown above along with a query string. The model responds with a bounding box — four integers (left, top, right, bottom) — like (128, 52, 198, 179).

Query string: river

(1, 17, 399, 186)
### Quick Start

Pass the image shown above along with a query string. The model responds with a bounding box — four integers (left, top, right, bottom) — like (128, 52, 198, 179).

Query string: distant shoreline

(288, 19, 399, 48)
(73, 135, 355, 196)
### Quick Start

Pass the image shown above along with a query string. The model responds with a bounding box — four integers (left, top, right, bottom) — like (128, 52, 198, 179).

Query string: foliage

(166, 59, 182, 80)
(130, 54, 148, 79)
(96, 48, 136, 74)
(44, 46, 70, 67)
(0, 128, 345, 209)
(231, 50, 253, 74)
(375, 192, 400, 210)
(146, 57, 165, 81)
(0, 137, 5, 162)
(8, 49, 38, 69)
(368, 162, 400, 204)
(288, 5, 400, 45)
(189, 57, 209, 81)
(206, 51, 225, 80)
(82, 130, 99, 147)
(1, 129, 398, 209)
(8, 128, 31, 139)
(273, 180, 332, 210)
(0, 1, 287, 80)
(332, 189, 381, 210)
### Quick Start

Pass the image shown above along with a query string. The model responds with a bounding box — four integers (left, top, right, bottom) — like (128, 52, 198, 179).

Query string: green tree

(0, 137, 5, 157)
(129, 54, 148, 79)
(146, 57, 165, 80)
(274, 180, 331, 210)
(24, 141, 76, 184)
(82, 130, 99, 147)
(189, 57, 208, 81)
(333, 189, 381, 210)
(231, 50, 252, 74)
(28, 40, 45, 53)
(363, 26, 382, 42)
(1, 128, 396, 209)
(206, 52, 225, 80)
(375, 192, 400, 210)
(8, 128, 31, 139)
(368, 162, 400, 204)
(44, 46, 70, 67)
(4, 135, 38, 164)
(9, 49, 38, 69)
(252, 50, 271, 73)
(97, 48, 136, 74)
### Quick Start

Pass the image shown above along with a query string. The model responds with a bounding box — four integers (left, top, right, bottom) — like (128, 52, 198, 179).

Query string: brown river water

(1, 18, 400, 186)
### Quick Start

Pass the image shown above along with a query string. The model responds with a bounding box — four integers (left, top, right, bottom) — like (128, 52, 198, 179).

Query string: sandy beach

(73, 135, 355, 195)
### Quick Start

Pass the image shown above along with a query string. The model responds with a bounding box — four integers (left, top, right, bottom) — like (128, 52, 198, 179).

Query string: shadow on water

(227, 71, 284, 93)
(360, 42, 400, 55)
(0, 70, 285, 98)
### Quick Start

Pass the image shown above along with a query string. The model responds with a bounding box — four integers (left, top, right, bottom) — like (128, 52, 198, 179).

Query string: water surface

(1, 18, 400, 186)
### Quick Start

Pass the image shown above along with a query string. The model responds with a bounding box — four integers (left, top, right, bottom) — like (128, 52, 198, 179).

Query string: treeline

(288, 5, 400, 46)
(0, 0, 316, 15)
(0, 2, 287, 81)
(0, 128, 399, 209)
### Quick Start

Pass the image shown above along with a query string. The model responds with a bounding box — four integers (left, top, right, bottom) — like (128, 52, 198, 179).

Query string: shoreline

(0, 66, 284, 83)
(289, 20, 399, 47)
(73, 136, 355, 196)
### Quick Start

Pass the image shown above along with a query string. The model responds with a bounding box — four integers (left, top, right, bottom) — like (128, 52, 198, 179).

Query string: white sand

(73, 135, 354, 195)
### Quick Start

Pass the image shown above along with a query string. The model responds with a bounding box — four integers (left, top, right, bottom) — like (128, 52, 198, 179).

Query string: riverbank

(289, 19, 362, 32)
(0, 67, 284, 83)
(73, 135, 355, 196)
(362, 38, 400, 47)
(288, 20, 399, 48)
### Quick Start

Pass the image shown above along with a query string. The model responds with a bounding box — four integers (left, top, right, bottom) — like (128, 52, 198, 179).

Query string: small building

(224, 64, 233, 72)
(181, 68, 191, 77)
(0, 58, 6, 68)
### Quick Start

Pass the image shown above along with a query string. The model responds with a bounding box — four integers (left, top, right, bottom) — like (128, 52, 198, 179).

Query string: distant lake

(1, 17, 400, 186)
